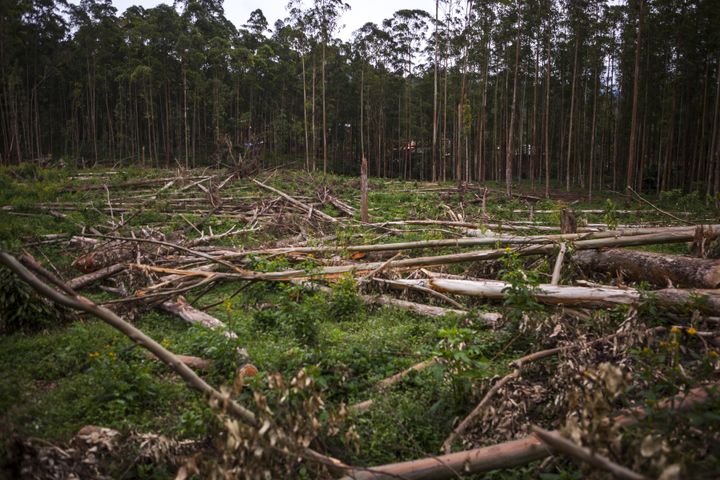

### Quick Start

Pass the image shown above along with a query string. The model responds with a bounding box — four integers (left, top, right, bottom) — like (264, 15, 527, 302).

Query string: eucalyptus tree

(310, 0, 350, 175)
(0, 0, 67, 164)
(625, 0, 643, 193)
(287, 2, 313, 170)
(383, 9, 431, 179)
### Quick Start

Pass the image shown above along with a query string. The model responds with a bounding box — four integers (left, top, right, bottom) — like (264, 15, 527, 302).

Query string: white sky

(108, 0, 437, 39)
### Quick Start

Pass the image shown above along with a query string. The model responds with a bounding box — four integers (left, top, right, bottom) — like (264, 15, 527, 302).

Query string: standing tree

(311, 0, 349, 175)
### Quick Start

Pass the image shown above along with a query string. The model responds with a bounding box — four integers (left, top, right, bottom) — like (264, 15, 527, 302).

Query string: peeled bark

(397, 278, 720, 315)
(573, 249, 720, 288)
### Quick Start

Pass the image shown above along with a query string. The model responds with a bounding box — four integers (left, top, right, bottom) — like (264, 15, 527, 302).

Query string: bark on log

(73, 244, 133, 273)
(573, 249, 720, 288)
(67, 263, 126, 290)
(560, 208, 577, 234)
(532, 427, 649, 480)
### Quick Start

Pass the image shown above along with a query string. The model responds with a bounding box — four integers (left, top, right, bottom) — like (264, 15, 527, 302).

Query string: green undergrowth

(1, 166, 719, 478)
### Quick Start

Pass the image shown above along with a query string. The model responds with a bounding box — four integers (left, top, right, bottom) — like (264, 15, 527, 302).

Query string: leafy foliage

(0, 266, 65, 334)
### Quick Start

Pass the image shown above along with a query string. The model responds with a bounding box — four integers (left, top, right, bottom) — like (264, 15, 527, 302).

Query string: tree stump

(560, 208, 577, 234)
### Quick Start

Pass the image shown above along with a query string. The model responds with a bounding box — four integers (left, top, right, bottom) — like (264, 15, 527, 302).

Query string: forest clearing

(1, 165, 720, 479)
(3, 0, 720, 477)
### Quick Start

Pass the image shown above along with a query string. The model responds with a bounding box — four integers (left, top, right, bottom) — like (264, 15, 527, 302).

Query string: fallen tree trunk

(232, 226, 698, 257)
(67, 263, 126, 290)
(0, 252, 347, 472)
(160, 296, 238, 339)
(415, 278, 641, 307)
(342, 383, 720, 480)
(532, 426, 649, 480)
(134, 228, 713, 285)
(243, 229, 712, 281)
(572, 248, 720, 289)
(396, 278, 720, 315)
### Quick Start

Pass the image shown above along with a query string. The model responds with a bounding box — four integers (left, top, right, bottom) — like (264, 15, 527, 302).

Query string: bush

(0, 266, 65, 334)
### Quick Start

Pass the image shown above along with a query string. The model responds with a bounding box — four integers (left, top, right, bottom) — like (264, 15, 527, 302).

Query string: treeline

(2, 0, 720, 195)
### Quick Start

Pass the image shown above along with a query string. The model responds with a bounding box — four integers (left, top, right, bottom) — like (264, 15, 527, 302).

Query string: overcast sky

(109, 0, 437, 39)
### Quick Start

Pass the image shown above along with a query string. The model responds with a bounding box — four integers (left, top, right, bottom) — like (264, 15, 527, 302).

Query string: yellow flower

(504, 247, 512, 253)
(642, 347, 651, 354)
(687, 327, 697, 336)
(710, 351, 719, 359)
(670, 326, 681, 334)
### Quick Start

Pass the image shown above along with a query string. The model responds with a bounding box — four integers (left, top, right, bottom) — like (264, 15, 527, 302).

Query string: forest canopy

(2, 0, 720, 196)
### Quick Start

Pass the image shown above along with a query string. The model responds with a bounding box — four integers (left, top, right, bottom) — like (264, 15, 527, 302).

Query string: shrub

(0, 266, 65, 334)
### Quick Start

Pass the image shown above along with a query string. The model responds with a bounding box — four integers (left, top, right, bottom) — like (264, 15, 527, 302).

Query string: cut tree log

(395, 278, 720, 315)
(324, 193, 356, 216)
(532, 426, 649, 480)
(160, 296, 238, 339)
(341, 383, 720, 480)
(67, 263, 126, 290)
(572, 248, 720, 289)
(550, 243, 567, 285)
(72, 243, 133, 273)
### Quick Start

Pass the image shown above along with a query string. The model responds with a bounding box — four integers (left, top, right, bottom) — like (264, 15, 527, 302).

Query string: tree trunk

(506, 28, 521, 196)
(531, 41, 540, 192)
(626, 0, 644, 193)
(302, 53, 310, 171)
(544, 39, 551, 198)
(589, 61, 599, 201)
(67, 263, 126, 291)
(414, 277, 720, 314)
(432, 0, 439, 182)
(573, 249, 720, 289)
(566, 35, 579, 192)
(560, 208, 577, 234)
(322, 41, 328, 175)
(160, 297, 237, 339)
(360, 156, 369, 222)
